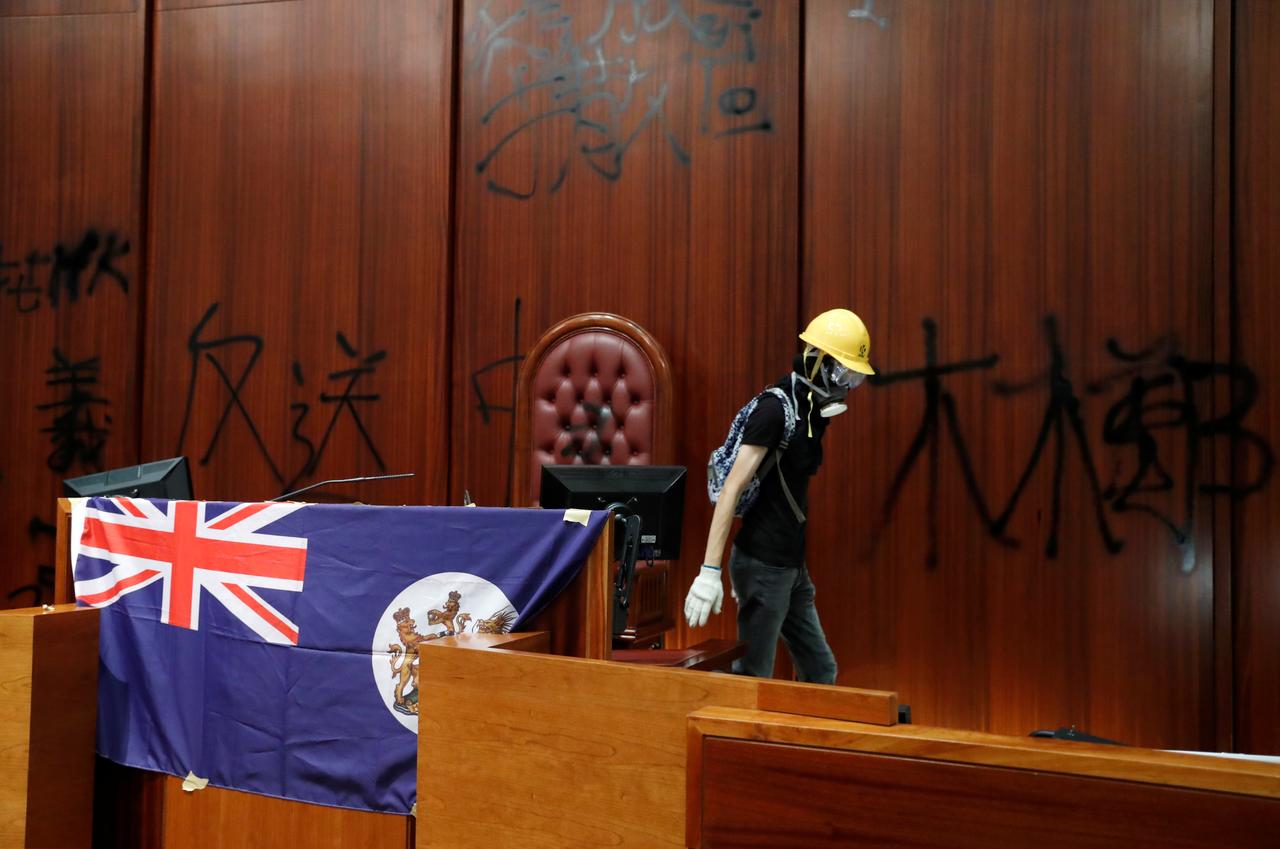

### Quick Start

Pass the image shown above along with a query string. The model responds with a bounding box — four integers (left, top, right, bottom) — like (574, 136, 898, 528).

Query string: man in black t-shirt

(683, 309, 875, 683)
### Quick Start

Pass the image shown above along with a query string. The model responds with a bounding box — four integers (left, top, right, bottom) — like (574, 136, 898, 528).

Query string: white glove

(683, 565, 724, 628)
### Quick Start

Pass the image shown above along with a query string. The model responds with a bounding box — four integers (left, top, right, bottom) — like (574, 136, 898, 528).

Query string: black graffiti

(28, 517, 56, 541)
(470, 297, 524, 505)
(1086, 337, 1274, 572)
(174, 304, 394, 496)
(7, 517, 58, 606)
(7, 566, 55, 607)
(866, 318, 1012, 568)
(560, 402, 614, 462)
(288, 361, 318, 483)
(990, 316, 1123, 558)
(175, 303, 283, 482)
(282, 333, 388, 492)
(871, 317, 1275, 568)
(470, 0, 770, 199)
(848, 0, 889, 29)
(37, 348, 111, 474)
(0, 231, 131, 314)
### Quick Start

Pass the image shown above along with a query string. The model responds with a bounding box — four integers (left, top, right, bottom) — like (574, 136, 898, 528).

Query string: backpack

(706, 386, 806, 523)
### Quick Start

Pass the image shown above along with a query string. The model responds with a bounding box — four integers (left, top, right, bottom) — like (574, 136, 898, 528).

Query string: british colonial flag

(81, 498, 607, 813)
(74, 498, 308, 645)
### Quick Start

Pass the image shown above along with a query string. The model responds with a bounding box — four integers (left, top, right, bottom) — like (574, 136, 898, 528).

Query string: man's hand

(683, 565, 724, 628)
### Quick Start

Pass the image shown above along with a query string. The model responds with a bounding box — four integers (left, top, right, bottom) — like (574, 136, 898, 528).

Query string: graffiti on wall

(868, 316, 1273, 571)
(1, 230, 131, 314)
(173, 303, 390, 496)
(469, 0, 773, 199)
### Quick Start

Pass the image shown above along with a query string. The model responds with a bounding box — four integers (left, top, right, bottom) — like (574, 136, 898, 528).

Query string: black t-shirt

(734, 376, 829, 568)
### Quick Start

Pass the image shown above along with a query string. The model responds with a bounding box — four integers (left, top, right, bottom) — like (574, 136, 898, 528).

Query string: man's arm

(702, 443, 768, 568)
(684, 443, 768, 628)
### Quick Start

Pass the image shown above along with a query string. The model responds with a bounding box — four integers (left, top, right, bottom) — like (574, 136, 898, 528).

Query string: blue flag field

(71, 497, 607, 813)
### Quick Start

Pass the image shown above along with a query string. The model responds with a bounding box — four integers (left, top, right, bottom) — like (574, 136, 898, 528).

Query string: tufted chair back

(513, 313, 673, 506)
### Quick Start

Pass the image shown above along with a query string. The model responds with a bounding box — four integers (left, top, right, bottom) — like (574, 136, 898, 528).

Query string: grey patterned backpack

(706, 386, 806, 522)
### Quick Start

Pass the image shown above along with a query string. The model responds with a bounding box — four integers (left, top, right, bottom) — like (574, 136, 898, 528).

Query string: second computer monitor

(539, 464, 686, 560)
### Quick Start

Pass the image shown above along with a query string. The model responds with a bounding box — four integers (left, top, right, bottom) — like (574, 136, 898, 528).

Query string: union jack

(74, 498, 309, 645)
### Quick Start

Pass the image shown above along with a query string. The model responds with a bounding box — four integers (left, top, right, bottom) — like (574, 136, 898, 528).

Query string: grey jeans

(727, 546, 837, 683)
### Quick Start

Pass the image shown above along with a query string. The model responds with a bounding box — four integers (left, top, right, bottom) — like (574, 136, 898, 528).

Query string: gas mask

(792, 348, 866, 423)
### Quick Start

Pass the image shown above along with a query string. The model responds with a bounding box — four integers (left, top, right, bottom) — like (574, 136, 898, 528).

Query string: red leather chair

(513, 312, 675, 646)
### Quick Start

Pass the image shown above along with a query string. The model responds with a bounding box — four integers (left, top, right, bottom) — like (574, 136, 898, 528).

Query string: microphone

(271, 472, 415, 503)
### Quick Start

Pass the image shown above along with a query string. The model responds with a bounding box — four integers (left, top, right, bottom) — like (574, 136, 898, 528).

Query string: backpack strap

(774, 450, 807, 524)
(757, 388, 807, 524)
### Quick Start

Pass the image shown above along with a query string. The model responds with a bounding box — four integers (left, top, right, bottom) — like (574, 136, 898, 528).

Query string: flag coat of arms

(72, 497, 608, 813)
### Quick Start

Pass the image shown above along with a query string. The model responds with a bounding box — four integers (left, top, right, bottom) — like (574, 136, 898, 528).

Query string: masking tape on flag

(181, 772, 209, 792)
(562, 509, 592, 527)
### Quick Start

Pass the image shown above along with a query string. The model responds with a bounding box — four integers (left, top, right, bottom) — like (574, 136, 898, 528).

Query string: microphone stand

(271, 473, 415, 503)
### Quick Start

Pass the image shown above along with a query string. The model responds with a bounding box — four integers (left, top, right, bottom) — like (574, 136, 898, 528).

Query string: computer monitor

(63, 457, 193, 500)
(539, 464, 686, 560)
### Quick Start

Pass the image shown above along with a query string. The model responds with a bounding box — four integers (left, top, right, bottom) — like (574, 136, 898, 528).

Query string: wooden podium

(418, 642, 1280, 849)
(47, 500, 617, 848)
(0, 604, 99, 849)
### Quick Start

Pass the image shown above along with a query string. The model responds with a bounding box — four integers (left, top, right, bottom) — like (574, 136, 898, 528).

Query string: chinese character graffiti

(469, 0, 772, 199)
(6, 518, 57, 607)
(990, 316, 1124, 558)
(1, 230, 131, 314)
(37, 348, 111, 474)
(173, 303, 392, 497)
(175, 302, 283, 483)
(561, 401, 614, 463)
(866, 318, 1012, 568)
(283, 333, 389, 492)
(867, 315, 1274, 570)
(1086, 336, 1274, 572)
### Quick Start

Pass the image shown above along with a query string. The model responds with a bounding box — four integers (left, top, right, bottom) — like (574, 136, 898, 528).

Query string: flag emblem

(370, 572, 517, 731)
(74, 498, 308, 645)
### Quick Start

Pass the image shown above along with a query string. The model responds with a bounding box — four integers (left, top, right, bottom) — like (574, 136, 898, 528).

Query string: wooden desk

(416, 642, 899, 849)
(612, 638, 746, 670)
(0, 604, 98, 849)
(687, 707, 1280, 848)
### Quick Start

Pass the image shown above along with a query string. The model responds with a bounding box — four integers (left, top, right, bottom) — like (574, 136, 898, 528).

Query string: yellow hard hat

(799, 309, 875, 375)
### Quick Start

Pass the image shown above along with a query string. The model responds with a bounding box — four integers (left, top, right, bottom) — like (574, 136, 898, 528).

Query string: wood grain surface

(417, 643, 895, 849)
(1232, 0, 1280, 756)
(697, 735, 1280, 848)
(689, 706, 1280, 798)
(141, 0, 454, 508)
(802, 0, 1221, 748)
(0, 0, 144, 613)
(0, 605, 99, 849)
(159, 776, 411, 849)
(449, 0, 801, 657)
(3, 0, 1280, 762)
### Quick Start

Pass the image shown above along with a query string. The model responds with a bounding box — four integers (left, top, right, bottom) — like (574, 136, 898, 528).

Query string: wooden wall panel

(3, 0, 1276, 763)
(0, 0, 137, 16)
(141, 0, 453, 507)
(804, 0, 1220, 748)
(157, 1, 296, 10)
(0, 5, 144, 607)
(451, 0, 800, 645)
(1233, 0, 1280, 756)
